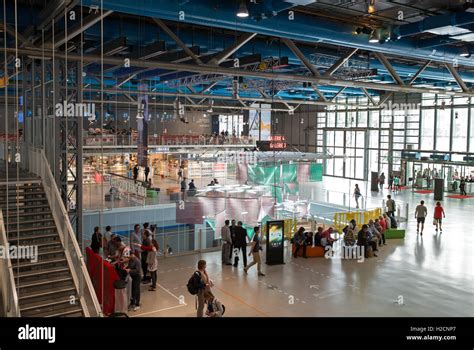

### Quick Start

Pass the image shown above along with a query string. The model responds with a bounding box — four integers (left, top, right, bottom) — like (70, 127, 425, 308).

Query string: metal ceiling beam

(445, 63, 469, 93)
(0, 23, 31, 47)
(208, 33, 258, 65)
(377, 93, 393, 107)
(324, 48, 358, 77)
(361, 87, 376, 105)
(83, 87, 341, 107)
(331, 87, 346, 101)
(280, 38, 328, 101)
(378, 60, 432, 107)
(84, 99, 291, 112)
(152, 18, 203, 65)
(408, 60, 431, 84)
(116, 75, 136, 88)
(51, 10, 113, 48)
(311, 85, 328, 102)
(281, 38, 320, 77)
(374, 52, 405, 86)
(7, 48, 474, 97)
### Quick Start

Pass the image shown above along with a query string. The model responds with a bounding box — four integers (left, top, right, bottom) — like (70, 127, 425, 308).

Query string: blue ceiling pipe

(80, 21, 474, 84)
(80, 0, 474, 68)
(392, 11, 474, 39)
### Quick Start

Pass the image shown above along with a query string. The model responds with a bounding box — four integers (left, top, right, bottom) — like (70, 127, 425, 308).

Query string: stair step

(8, 233, 58, 242)
(4, 203, 50, 211)
(19, 297, 72, 312)
(0, 198, 48, 204)
(18, 287, 76, 301)
(19, 276, 72, 289)
(6, 218, 55, 226)
(0, 184, 43, 191)
(0, 191, 46, 198)
(7, 225, 56, 233)
(4, 209, 52, 218)
(16, 266, 70, 279)
(12, 257, 66, 269)
(44, 307, 84, 318)
(32, 241, 63, 249)
(37, 248, 64, 256)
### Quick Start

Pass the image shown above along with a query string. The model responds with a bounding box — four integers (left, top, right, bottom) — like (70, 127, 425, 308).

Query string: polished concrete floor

(130, 179, 474, 317)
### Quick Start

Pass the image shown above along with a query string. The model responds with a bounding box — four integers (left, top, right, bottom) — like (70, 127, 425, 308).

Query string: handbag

(433, 218, 437, 225)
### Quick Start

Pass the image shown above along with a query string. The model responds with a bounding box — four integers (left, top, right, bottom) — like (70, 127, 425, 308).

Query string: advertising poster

(266, 220, 284, 265)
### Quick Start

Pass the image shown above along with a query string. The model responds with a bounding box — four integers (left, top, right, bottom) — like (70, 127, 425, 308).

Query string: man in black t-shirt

(233, 221, 248, 267)
(244, 227, 265, 276)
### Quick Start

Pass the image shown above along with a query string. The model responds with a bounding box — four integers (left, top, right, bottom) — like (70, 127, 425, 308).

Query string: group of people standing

(90, 222, 160, 313)
(220, 220, 265, 276)
(378, 172, 401, 192)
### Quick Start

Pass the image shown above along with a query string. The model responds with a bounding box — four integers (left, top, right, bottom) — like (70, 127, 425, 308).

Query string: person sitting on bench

(293, 227, 307, 258)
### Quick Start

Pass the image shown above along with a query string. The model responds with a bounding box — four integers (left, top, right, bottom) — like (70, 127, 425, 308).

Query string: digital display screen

(268, 222, 283, 249)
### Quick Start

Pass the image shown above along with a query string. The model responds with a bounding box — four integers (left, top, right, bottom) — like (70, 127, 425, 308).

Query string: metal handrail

(21, 146, 103, 317)
(0, 210, 20, 317)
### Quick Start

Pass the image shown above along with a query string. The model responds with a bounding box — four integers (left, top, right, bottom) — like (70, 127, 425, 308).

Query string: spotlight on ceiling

(460, 46, 471, 58)
(367, 0, 376, 14)
(236, 1, 249, 18)
(369, 30, 379, 43)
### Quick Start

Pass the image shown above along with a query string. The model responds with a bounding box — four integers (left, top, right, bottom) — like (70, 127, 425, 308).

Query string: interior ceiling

(3, 0, 474, 107)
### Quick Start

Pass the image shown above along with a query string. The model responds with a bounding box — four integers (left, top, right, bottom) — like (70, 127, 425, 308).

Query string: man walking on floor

(386, 195, 396, 219)
(221, 220, 233, 265)
(415, 200, 428, 236)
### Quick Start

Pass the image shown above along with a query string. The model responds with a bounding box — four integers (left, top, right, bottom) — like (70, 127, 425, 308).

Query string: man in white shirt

(221, 220, 232, 265)
(415, 200, 428, 235)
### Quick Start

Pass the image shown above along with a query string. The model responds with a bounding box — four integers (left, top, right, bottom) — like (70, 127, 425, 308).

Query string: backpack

(208, 300, 225, 316)
(186, 271, 201, 295)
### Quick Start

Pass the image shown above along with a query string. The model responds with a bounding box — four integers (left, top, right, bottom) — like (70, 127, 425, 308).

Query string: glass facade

(316, 94, 474, 181)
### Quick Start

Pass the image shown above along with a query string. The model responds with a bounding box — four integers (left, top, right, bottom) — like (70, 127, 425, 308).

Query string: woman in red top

(378, 215, 386, 232)
(433, 202, 446, 233)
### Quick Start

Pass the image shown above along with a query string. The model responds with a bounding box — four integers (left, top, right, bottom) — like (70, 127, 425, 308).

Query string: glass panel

(355, 131, 365, 148)
(327, 112, 336, 127)
(452, 108, 468, 152)
(421, 109, 434, 150)
(358, 111, 368, 127)
(369, 130, 379, 148)
(335, 131, 344, 147)
(355, 149, 365, 179)
(369, 110, 379, 128)
(436, 108, 451, 152)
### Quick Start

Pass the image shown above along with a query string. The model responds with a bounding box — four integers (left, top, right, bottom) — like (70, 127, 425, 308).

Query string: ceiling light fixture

(460, 46, 471, 58)
(367, 0, 376, 14)
(368, 30, 379, 43)
(236, 1, 249, 18)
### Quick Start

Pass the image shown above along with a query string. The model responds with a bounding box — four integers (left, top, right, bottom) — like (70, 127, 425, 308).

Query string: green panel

(248, 164, 280, 185)
(271, 186, 283, 203)
(205, 219, 216, 231)
(282, 164, 297, 183)
(310, 163, 323, 181)
(385, 229, 405, 239)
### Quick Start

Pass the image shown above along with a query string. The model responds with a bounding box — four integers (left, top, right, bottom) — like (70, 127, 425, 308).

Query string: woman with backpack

(188, 260, 214, 317)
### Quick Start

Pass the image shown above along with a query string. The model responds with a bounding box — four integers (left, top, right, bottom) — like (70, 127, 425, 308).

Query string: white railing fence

(0, 210, 20, 317)
(20, 146, 102, 317)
